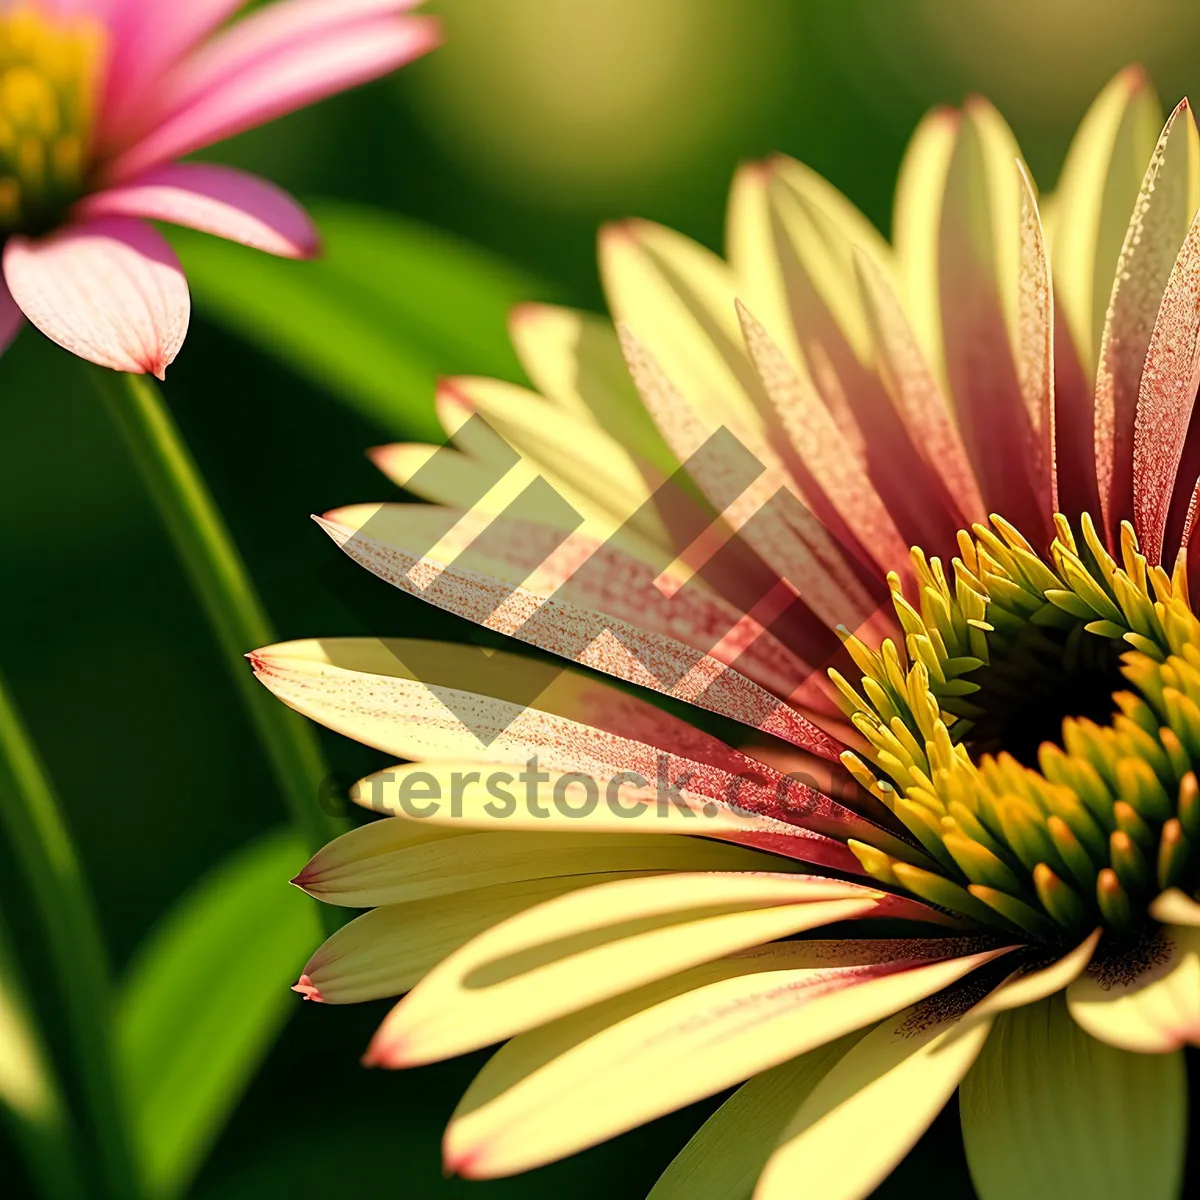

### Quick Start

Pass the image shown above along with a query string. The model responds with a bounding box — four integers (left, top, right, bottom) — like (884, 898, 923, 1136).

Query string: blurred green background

(4, 0, 1200, 1195)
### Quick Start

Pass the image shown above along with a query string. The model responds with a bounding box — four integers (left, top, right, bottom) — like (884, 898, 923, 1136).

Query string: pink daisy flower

(0, 0, 439, 377)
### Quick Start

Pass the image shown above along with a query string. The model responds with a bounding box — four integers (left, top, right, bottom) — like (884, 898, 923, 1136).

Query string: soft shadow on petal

(3, 217, 189, 377)
(77, 164, 320, 259)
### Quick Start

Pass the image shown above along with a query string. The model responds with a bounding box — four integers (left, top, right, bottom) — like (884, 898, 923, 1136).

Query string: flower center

(0, 5, 104, 234)
(833, 513, 1199, 945)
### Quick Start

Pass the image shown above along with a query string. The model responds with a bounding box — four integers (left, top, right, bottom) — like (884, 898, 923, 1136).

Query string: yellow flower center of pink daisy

(0, 4, 104, 233)
(834, 512, 1199, 944)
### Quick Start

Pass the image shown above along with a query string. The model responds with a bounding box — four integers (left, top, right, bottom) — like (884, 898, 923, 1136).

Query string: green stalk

(89, 367, 341, 866)
(0, 674, 139, 1198)
(0, 912, 89, 1200)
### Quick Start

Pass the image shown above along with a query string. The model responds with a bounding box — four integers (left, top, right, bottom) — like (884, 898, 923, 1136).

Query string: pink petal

(164, 0, 426, 108)
(314, 506, 843, 762)
(77, 164, 319, 259)
(4, 217, 189, 378)
(0, 274, 25, 359)
(98, 0, 249, 147)
(1095, 100, 1198, 543)
(853, 249, 987, 531)
(1131, 200, 1200, 565)
(107, 15, 441, 181)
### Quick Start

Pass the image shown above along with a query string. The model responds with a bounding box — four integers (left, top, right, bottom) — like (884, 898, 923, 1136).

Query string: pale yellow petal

(599, 219, 766, 444)
(967, 929, 1101, 1021)
(754, 1003, 992, 1200)
(1149, 888, 1200, 926)
(893, 106, 959, 388)
(296, 814, 793, 908)
(648, 1032, 867, 1200)
(508, 303, 676, 471)
(368, 872, 881, 1064)
(1046, 67, 1162, 377)
(1067, 923, 1200, 1052)
(299, 873, 647, 1003)
(444, 941, 1012, 1178)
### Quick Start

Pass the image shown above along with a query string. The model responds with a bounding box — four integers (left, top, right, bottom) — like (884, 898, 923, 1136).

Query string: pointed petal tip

(293, 974, 324, 1002)
(1118, 63, 1149, 92)
(442, 1137, 489, 1180)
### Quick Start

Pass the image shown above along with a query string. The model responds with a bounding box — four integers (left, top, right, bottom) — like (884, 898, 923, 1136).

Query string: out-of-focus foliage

(174, 204, 546, 443)
(116, 830, 319, 1199)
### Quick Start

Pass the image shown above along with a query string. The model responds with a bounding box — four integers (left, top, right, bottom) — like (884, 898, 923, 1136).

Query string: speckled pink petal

(1095, 99, 1200, 542)
(3, 217, 189, 378)
(108, 15, 441, 181)
(77, 163, 319, 259)
(1132, 205, 1200, 565)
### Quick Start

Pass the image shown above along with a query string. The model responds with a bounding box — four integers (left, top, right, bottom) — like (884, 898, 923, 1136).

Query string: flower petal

(0, 274, 25, 358)
(1094, 99, 1200, 540)
(598, 218, 765, 446)
(98, 0, 248, 145)
(366, 873, 885, 1067)
(297, 873, 649, 1004)
(1067, 923, 1200, 1052)
(293, 814, 790, 908)
(960, 995, 1186, 1200)
(443, 940, 1011, 1178)
(3, 217, 189, 377)
(1047, 66, 1162, 381)
(1132, 201, 1200, 564)
(77, 164, 319, 259)
(314, 506, 845, 759)
(736, 301, 911, 574)
(967, 929, 1101, 1020)
(108, 14, 441, 180)
(1149, 888, 1200, 925)
(647, 1032, 868, 1200)
(509, 302, 678, 470)
(755, 1002, 992, 1200)
(249, 637, 911, 860)
(853, 248, 987, 529)
(933, 100, 1050, 541)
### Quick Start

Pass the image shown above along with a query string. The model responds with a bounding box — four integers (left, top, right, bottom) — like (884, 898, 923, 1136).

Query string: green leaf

(116, 828, 321, 1199)
(959, 993, 1187, 1200)
(172, 200, 550, 441)
(0, 913, 87, 1199)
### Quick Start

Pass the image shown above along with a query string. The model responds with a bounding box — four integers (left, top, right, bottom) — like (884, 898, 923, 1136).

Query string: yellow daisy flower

(256, 67, 1200, 1199)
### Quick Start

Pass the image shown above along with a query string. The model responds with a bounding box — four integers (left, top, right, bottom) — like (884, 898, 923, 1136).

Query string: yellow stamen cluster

(0, 5, 104, 232)
(832, 512, 1200, 943)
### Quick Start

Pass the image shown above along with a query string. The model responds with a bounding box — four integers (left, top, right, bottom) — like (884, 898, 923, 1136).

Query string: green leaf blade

(117, 828, 321, 1199)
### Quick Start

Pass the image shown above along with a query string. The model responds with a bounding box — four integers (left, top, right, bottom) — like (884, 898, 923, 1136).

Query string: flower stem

(89, 367, 341, 864)
(0, 673, 139, 1199)
(0, 911, 89, 1200)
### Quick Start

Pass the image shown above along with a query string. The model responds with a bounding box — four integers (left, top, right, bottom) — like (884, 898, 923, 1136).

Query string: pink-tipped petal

(77, 164, 319, 259)
(292, 974, 324, 1002)
(108, 15, 441, 181)
(0, 274, 25, 358)
(4, 217, 190, 378)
